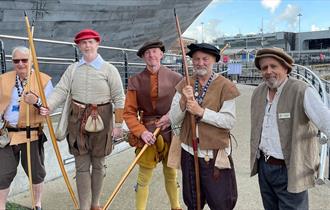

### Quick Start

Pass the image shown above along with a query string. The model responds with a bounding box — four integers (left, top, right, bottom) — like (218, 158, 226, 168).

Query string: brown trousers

(67, 102, 113, 157)
(0, 133, 47, 189)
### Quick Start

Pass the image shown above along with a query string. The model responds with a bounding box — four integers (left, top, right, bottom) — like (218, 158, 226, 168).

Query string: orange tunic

(124, 70, 158, 137)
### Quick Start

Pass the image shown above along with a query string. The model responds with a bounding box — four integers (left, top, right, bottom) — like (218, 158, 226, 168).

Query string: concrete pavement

(8, 84, 330, 210)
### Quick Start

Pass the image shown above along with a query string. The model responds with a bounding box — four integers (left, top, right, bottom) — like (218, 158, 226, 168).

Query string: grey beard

(193, 68, 208, 76)
(265, 77, 282, 89)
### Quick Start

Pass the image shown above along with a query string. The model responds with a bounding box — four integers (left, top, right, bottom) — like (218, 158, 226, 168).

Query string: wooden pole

(102, 128, 161, 210)
(23, 11, 79, 209)
(174, 8, 201, 210)
(220, 43, 230, 55)
(25, 24, 35, 210)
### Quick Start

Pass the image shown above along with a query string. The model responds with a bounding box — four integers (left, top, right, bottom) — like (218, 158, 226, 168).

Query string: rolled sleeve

(304, 87, 330, 138)
(169, 92, 186, 135)
(201, 99, 236, 130)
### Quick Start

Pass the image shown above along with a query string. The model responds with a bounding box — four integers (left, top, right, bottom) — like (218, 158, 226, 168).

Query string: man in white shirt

(0, 46, 53, 210)
(169, 43, 240, 210)
(250, 47, 330, 210)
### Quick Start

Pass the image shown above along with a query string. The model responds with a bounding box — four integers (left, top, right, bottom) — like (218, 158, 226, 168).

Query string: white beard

(193, 67, 208, 76)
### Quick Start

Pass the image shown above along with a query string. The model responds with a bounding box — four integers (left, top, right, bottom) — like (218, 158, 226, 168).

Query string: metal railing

(0, 34, 230, 88)
(291, 64, 329, 184)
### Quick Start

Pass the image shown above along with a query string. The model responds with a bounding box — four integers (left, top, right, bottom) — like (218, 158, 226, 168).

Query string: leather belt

(143, 119, 158, 126)
(72, 99, 110, 108)
(142, 116, 161, 126)
(7, 127, 40, 132)
(260, 151, 285, 166)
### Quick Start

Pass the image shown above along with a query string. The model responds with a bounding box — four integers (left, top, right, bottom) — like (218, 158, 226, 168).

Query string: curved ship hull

(0, 0, 210, 56)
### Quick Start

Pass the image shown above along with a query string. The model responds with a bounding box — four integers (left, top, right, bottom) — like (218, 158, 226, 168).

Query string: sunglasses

(12, 59, 29, 64)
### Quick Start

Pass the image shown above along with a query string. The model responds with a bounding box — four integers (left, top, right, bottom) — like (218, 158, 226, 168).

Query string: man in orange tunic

(123, 41, 182, 210)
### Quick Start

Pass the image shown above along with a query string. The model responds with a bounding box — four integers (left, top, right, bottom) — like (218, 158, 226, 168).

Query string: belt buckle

(264, 154, 270, 162)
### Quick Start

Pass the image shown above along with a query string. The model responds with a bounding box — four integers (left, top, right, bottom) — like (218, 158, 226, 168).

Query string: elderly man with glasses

(0, 46, 53, 210)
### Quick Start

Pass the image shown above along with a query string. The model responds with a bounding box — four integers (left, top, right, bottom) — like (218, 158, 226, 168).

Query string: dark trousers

(258, 157, 308, 210)
(181, 149, 237, 210)
(0, 133, 47, 189)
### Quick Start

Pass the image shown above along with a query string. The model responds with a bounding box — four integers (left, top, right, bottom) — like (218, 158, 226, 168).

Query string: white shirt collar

(77, 54, 104, 70)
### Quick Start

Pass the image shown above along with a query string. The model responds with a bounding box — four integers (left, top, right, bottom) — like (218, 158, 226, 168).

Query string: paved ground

(9, 84, 330, 210)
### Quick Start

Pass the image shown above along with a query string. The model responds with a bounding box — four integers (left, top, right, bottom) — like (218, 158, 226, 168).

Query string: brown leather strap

(212, 149, 221, 180)
(72, 99, 110, 107)
(260, 150, 285, 166)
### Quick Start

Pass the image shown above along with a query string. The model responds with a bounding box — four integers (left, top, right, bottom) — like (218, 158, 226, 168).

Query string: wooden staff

(220, 43, 230, 55)
(25, 24, 35, 210)
(102, 128, 161, 210)
(174, 8, 201, 210)
(23, 11, 79, 209)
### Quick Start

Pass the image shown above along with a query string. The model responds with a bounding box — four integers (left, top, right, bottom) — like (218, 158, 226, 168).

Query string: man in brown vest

(250, 48, 330, 210)
(0, 46, 53, 210)
(169, 43, 239, 210)
(123, 40, 182, 210)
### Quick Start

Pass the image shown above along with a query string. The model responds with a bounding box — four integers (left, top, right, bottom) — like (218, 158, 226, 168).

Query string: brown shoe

(90, 206, 102, 210)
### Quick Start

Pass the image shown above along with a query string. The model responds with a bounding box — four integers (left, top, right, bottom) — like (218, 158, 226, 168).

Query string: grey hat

(137, 40, 165, 57)
(254, 47, 294, 73)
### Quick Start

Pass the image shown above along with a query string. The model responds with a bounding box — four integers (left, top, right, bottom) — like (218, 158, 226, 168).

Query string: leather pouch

(84, 104, 104, 133)
(0, 119, 9, 148)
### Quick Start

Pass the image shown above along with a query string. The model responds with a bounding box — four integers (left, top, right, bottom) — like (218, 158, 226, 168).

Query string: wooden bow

(24, 11, 79, 209)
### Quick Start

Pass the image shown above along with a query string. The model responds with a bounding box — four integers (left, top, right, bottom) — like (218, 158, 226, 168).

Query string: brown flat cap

(254, 47, 294, 73)
(137, 40, 165, 57)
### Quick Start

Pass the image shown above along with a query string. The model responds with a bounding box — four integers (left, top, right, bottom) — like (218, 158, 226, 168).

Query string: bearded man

(169, 43, 239, 210)
(250, 48, 330, 210)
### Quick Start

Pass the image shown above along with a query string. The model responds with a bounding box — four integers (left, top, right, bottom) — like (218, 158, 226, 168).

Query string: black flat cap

(186, 43, 220, 62)
(255, 47, 294, 73)
(137, 40, 165, 57)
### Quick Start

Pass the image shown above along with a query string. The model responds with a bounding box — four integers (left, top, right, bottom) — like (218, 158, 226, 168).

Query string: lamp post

(298, 13, 302, 61)
(201, 22, 204, 42)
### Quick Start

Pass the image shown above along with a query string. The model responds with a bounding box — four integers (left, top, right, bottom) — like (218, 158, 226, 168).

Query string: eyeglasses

(12, 59, 29, 64)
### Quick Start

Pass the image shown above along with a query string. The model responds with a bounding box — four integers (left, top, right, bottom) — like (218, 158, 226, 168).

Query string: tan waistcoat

(0, 70, 51, 143)
(250, 78, 319, 193)
(176, 74, 240, 149)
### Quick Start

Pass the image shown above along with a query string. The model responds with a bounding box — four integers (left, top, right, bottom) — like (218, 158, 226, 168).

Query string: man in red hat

(40, 29, 125, 210)
(123, 40, 182, 210)
(170, 43, 239, 210)
(251, 47, 330, 210)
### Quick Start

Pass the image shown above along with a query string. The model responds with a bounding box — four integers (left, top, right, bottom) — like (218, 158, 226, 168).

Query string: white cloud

(261, 0, 281, 13)
(278, 4, 300, 30)
(183, 19, 222, 43)
(267, 4, 300, 32)
(310, 24, 327, 31)
(311, 25, 320, 31)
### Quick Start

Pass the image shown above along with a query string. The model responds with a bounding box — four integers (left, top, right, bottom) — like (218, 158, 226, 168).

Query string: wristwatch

(33, 97, 42, 109)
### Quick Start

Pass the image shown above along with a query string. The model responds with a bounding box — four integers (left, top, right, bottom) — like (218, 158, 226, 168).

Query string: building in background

(214, 29, 330, 64)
